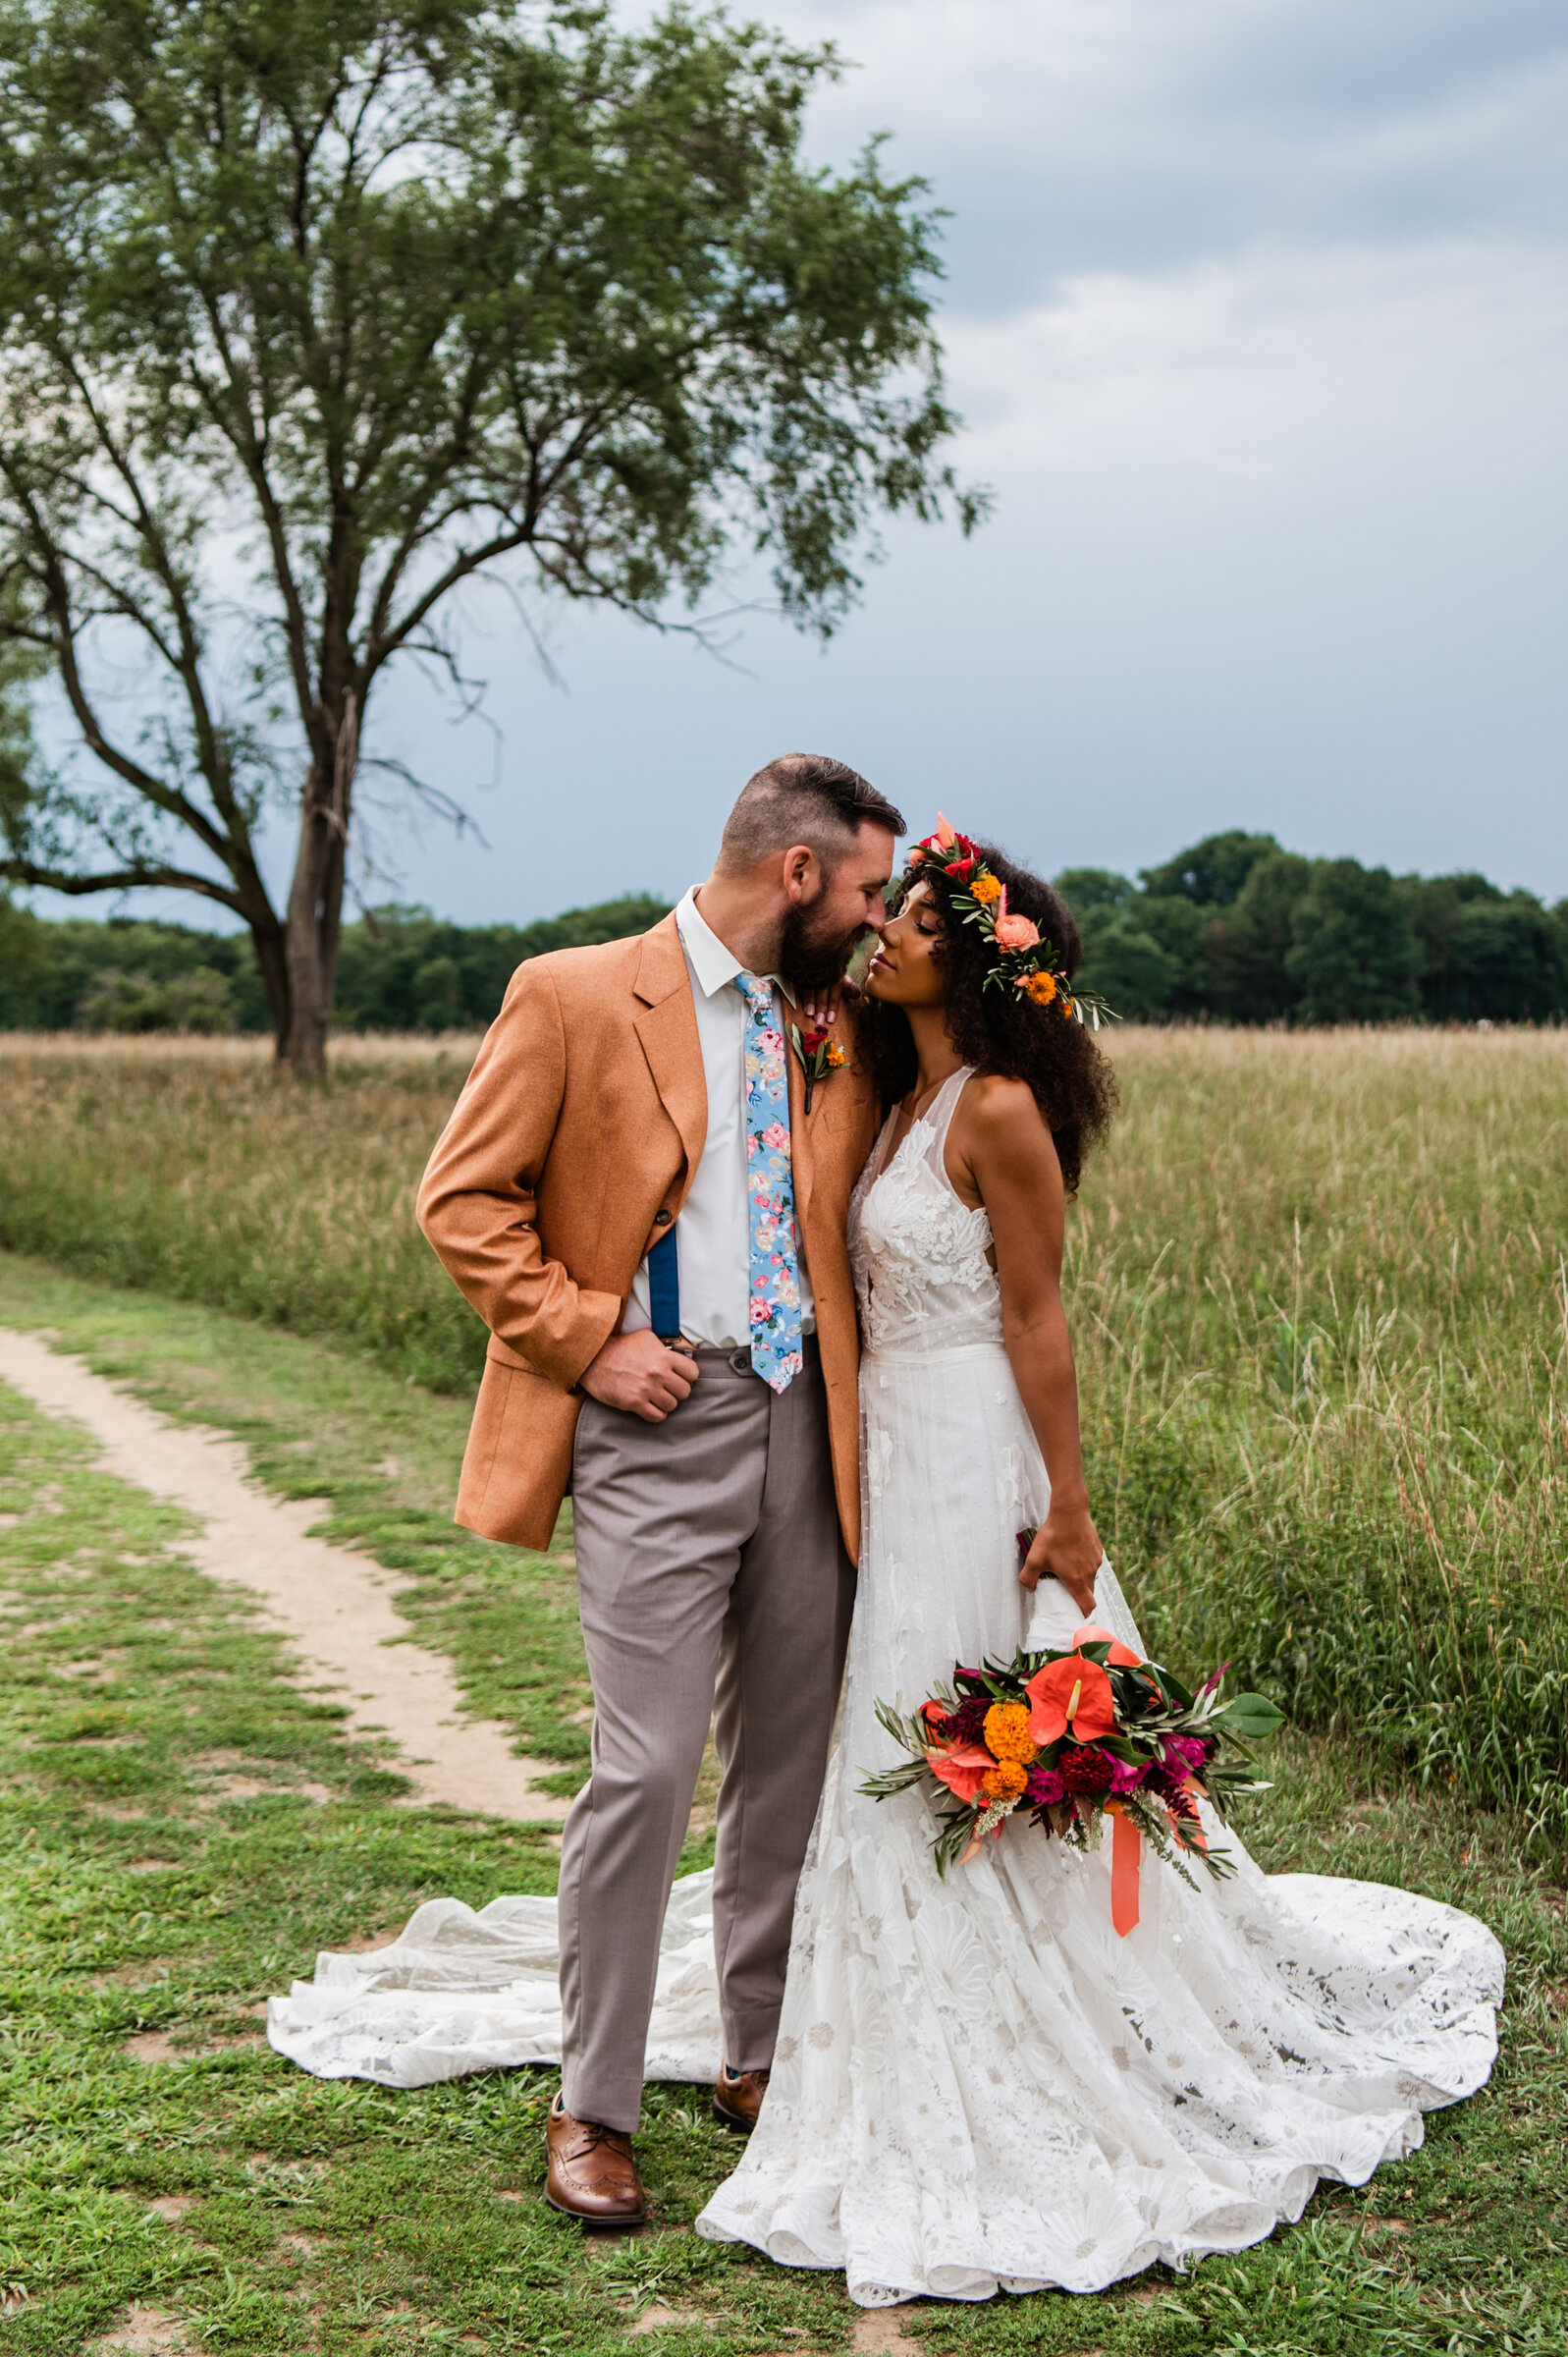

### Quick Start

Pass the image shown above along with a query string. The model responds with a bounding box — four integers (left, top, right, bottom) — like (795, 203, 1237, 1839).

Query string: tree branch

(1, 854, 246, 914)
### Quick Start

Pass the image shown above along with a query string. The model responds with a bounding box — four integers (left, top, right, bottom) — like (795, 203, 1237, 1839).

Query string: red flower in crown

(916, 811, 975, 864)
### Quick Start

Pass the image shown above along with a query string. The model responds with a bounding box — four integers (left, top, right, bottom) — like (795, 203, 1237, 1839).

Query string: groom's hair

(717, 753, 905, 875)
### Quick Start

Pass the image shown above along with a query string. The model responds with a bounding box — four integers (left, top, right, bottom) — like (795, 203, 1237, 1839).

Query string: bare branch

(1, 854, 246, 914)
(358, 755, 493, 848)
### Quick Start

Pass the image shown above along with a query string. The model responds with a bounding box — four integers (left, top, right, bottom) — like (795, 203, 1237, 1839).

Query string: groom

(417, 754, 902, 2223)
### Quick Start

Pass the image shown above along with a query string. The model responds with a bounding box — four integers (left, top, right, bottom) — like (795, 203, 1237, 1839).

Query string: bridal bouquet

(860, 1620, 1283, 1934)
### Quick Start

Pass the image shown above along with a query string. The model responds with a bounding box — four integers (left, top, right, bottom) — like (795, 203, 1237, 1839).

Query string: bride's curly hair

(856, 840, 1117, 1194)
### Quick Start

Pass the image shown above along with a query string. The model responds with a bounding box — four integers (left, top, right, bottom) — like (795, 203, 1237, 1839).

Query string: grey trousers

(558, 1340, 855, 2132)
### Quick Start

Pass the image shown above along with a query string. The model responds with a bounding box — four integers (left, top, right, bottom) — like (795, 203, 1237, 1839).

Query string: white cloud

(32, 1, 1568, 925)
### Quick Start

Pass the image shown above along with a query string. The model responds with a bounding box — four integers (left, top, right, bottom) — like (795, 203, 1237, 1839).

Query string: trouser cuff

(720, 2006, 782, 2077)
(559, 2067, 641, 2137)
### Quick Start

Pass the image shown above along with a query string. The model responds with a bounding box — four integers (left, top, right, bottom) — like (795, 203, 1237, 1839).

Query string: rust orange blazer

(416, 913, 878, 1559)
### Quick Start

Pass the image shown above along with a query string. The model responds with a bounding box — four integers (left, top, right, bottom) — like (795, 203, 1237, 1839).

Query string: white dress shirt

(621, 887, 816, 1348)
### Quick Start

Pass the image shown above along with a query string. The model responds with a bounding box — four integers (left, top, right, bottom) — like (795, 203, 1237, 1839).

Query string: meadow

(1, 1023, 1566, 2351)
(1, 1024, 1564, 1838)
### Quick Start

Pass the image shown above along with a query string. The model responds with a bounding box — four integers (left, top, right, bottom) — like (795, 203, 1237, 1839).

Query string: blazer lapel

(632, 916, 707, 1188)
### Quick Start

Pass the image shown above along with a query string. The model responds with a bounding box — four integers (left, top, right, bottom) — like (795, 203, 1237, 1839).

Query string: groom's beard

(780, 903, 871, 996)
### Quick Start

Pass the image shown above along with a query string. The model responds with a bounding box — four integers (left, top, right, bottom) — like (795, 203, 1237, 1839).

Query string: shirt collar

(675, 887, 796, 1006)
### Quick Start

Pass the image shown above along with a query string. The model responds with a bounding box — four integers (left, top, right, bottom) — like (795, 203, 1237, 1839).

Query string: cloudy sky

(48, 1, 1568, 923)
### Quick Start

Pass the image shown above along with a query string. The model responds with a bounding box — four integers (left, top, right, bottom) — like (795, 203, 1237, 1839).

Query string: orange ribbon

(1107, 1801, 1141, 1938)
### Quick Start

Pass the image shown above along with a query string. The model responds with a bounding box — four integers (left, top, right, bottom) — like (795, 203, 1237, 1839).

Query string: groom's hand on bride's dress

(1018, 1507, 1103, 1621)
(580, 1330, 700, 1422)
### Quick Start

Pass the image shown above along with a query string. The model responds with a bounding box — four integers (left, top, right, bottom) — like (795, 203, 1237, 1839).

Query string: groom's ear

(780, 843, 821, 904)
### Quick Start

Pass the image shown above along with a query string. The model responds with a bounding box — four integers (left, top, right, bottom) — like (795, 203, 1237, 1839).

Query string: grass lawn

(1, 1254, 1565, 2354)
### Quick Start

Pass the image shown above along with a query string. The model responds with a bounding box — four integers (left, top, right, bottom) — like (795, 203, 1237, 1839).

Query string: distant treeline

(2, 831, 1565, 1034)
(0, 896, 674, 1035)
(1064, 833, 1568, 1025)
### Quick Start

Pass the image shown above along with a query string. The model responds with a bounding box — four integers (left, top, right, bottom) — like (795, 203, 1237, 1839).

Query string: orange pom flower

(1020, 970, 1058, 1007)
(981, 1758, 1029, 1802)
(983, 1701, 1037, 1764)
(825, 1041, 846, 1068)
(970, 873, 1002, 904)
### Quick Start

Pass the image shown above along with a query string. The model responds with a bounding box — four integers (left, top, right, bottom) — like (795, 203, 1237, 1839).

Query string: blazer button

(654, 1208, 672, 1225)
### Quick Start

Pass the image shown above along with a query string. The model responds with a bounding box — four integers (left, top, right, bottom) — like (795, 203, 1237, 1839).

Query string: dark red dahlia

(1058, 1744, 1113, 1793)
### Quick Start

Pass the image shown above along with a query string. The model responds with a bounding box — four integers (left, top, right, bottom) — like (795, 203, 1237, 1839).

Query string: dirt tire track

(0, 1326, 569, 1821)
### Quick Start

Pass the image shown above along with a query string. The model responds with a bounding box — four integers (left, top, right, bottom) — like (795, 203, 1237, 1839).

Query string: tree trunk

(280, 697, 356, 1075)
(251, 915, 292, 1052)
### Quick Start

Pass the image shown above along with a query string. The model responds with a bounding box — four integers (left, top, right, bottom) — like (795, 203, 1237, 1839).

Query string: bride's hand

(798, 977, 853, 1030)
(1019, 1506, 1103, 1621)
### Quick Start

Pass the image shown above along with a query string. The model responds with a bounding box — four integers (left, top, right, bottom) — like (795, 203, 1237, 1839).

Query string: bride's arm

(952, 1076, 1104, 1620)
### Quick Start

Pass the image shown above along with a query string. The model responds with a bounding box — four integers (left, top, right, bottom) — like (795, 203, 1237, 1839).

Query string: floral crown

(908, 814, 1117, 1029)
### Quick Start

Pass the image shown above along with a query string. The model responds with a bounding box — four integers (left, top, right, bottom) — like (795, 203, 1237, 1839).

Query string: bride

(270, 824, 1502, 2309)
(691, 827, 1501, 2301)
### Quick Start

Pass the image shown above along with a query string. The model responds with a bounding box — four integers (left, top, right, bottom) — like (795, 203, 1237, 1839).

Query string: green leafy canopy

(0, 0, 985, 1061)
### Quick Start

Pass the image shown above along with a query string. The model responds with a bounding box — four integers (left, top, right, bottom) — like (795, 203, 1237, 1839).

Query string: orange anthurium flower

(1071, 1621, 1143, 1668)
(1024, 1652, 1115, 1747)
(934, 810, 957, 849)
(926, 1741, 995, 1805)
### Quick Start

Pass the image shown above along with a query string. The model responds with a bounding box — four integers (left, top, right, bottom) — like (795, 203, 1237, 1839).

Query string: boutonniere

(789, 1020, 845, 1114)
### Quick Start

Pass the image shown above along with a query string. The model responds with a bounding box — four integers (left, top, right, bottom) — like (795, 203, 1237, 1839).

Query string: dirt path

(0, 1327, 569, 1822)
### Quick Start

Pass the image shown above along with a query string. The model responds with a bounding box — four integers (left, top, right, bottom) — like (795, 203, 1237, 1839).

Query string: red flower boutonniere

(789, 1021, 846, 1114)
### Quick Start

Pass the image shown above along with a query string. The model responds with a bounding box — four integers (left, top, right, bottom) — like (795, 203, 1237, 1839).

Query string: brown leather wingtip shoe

(712, 2064, 770, 2134)
(545, 2094, 647, 2226)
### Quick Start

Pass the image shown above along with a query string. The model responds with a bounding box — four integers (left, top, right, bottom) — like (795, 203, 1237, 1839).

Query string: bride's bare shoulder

(951, 1073, 1062, 1192)
(959, 1071, 1049, 1140)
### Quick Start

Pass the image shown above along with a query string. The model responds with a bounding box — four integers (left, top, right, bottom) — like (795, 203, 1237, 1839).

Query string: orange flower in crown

(908, 814, 1117, 1030)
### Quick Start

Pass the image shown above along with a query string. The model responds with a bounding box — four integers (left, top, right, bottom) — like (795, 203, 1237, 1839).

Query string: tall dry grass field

(2, 1025, 1564, 1839)
(0, 1034, 487, 1389)
(1069, 1027, 1568, 1844)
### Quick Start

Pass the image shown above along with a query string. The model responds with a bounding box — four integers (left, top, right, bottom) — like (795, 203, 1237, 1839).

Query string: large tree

(0, 0, 981, 1069)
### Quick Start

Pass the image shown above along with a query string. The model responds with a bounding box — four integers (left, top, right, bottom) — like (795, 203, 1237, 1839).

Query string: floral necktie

(735, 973, 803, 1393)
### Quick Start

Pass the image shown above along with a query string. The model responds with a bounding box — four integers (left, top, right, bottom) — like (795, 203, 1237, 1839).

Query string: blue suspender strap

(647, 1223, 680, 1343)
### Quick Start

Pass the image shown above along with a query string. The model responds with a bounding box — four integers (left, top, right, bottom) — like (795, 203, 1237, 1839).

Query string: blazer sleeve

(416, 959, 623, 1390)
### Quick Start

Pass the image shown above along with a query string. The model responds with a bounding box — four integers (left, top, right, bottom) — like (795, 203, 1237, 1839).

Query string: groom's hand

(580, 1330, 700, 1422)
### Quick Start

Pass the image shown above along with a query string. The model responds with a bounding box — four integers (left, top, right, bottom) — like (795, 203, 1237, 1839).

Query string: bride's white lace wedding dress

(269, 1068, 1502, 2307)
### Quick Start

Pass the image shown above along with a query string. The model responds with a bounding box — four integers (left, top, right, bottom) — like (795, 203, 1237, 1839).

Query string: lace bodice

(848, 1068, 1003, 1356)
